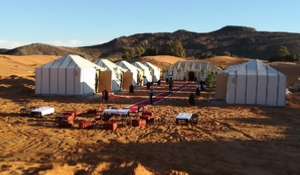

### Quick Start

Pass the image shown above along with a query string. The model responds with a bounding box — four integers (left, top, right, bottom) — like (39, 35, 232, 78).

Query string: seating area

(20, 103, 198, 131)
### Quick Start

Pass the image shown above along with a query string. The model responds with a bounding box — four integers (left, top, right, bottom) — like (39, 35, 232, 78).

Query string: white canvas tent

(35, 54, 105, 96)
(144, 62, 161, 82)
(116, 60, 143, 87)
(163, 61, 222, 81)
(132, 61, 152, 84)
(222, 59, 286, 106)
(94, 59, 127, 92)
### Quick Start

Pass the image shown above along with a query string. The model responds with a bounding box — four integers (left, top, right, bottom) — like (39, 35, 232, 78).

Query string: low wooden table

(30, 107, 55, 117)
(175, 113, 192, 125)
(102, 108, 130, 126)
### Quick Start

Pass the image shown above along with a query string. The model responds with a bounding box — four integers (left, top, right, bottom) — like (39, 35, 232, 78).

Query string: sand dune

(0, 55, 300, 174)
(0, 55, 60, 76)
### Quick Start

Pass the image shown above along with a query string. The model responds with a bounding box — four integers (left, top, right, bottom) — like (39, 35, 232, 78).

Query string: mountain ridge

(1, 25, 300, 60)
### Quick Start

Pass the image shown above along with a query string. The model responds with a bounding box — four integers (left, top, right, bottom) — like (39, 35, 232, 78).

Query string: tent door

(95, 70, 100, 93)
(215, 74, 228, 100)
(122, 72, 133, 90)
(98, 71, 112, 93)
(188, 71, 195, 81)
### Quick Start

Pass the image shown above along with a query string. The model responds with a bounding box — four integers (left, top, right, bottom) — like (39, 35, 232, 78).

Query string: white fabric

(144, 62, 161, 82)
(94, 59, 127, 92)
(35, 55, 104, 96)
(31, 107, 55, 116)
(176, 113, 193, 120)
(224, 59, 286, 106)
(103, 109, 129, 115)
(132, 61, 152, 84)
(116, 60, 142, 86)
(163, 61, 222, 80)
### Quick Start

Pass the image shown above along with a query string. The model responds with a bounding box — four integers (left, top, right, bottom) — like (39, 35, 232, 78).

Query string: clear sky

(0, 0, 299, 49)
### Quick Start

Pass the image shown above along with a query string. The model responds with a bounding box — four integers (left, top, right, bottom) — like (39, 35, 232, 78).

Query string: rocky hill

(1, 26, 300, 60)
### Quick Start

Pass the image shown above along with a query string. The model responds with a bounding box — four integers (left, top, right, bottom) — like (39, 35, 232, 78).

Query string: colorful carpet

(126, 81, 193, 112)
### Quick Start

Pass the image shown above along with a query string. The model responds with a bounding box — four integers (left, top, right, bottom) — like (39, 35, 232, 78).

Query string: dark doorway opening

(188, 72, 195, 81)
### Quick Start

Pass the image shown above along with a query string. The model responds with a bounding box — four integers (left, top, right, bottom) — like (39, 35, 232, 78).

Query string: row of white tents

(35, 55, 161, 96)
(35, 55, 287, 107)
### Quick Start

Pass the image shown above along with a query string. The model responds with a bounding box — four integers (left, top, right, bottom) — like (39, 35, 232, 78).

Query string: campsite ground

(0, 55, 300, 175)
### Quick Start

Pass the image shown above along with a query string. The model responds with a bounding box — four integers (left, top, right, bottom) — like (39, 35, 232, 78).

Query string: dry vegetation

(0, 54, 300, 175)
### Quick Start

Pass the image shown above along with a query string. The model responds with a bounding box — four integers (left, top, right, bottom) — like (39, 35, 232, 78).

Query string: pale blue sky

(0, 0, 299, 49)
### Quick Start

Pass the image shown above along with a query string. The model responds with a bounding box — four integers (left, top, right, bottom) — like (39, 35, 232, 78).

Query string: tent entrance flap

(188, 71, 195, 81)
(215, 74, 228, 100)
(98, 71, 112, 93)
(122, 72, 133, 90)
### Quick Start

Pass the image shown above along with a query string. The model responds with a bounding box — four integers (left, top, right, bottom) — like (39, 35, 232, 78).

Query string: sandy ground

(0, 55, 300, 175)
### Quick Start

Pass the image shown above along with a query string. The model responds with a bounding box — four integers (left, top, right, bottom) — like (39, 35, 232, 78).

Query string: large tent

(94, 59, 128, 92)
(144, 62, 161, 82)
(35, 54, 105, 96)
(215, 59, 286, 107)
(116, 60, 144, 87)
(163, 61, 222, 81)
(131, 61, 152, 84)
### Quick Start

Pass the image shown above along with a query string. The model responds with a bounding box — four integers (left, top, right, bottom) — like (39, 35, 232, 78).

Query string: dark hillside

(2, 26, 300, 60)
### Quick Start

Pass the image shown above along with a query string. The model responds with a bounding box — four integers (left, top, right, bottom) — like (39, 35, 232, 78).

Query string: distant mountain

(1, 25, 300, 60)
(0, 48, 9, 53)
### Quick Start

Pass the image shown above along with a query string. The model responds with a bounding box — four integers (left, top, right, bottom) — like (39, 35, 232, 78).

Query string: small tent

(94, 59, 127, 92)
(116, 60, 144, 87)
(132, 61, 152, 84)
(144, 62, 161, 82)
(35, 54, 105, 96)
(163, 61, 222, 81)
(216, 59, 286, 107)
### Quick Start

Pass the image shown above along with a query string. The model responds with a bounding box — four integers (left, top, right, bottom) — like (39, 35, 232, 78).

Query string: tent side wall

(144, 69, 152, 83)
(225, 59, 287, 107)
(73, 68, 81, 95)
(245, 75, 257, 104)
(117, 62, 137, 86)
(41, 67, 50, 94)
(111, 70, 121, 92)
(79, 68, 96, 96)
(266, 75, 278, 106)
(153, 69, 160, 82)
(49, 67, 58, 94)
(66, 67, 75, 95)
(226, 74, 237, 104)
(235, 67, 247, 104)
(35, 67, 42, 94)
(58, 68, 66, 95)
(131, 70, 138, 86)
(256, 75, 267, 105)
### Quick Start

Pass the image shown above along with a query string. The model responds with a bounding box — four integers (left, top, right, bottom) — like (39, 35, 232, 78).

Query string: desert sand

(0, 54, 300, 175)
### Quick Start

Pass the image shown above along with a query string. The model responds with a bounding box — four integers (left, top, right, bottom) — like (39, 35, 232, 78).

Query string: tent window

(167, 70, 173, 76)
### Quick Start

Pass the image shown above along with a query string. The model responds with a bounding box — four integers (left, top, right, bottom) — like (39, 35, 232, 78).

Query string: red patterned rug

(126, 81, 193, 112)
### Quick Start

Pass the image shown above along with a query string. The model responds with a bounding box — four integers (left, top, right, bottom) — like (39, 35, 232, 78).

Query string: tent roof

(167, 61, 222, 72)
(94, 59, 127, 72)
(223, 59, 285, 76)
(39, 54, 105, 70)
(132, 61, 149, 71)
(116, 60, 142, 72)
(144, 62, 160, 70)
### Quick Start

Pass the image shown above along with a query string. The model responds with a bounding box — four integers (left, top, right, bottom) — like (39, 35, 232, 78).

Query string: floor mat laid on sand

(126, 81, 193, 112)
